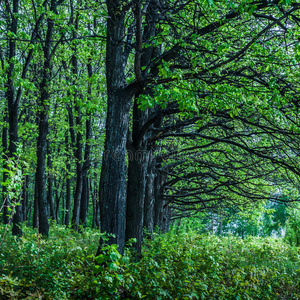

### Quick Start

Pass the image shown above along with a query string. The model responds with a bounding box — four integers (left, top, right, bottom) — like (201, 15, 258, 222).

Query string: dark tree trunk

(65, 132, 71, 226)
(27, 198, 32, 227)
(98, 1, 131, 255)
(153, 169, 168, 232)
(80, 176, 88, 228)
(33, 172, 39, 229)
(125, 0, 159, 252)
(92, 179, 96, 229)
(125, 98, 150, 253)
(71, 152, 83, 231)
(161, 204, 171, 233)
(2, 113, 9, 224)
(5, 0, 22, 236)
(36, 106, 49, 236)
(47, 139, 55, 221)
(79, 116, 92, 228)
(99, 89, 131, 254)
(55, 178, 62, 222)
(144, 152, 156, 234)
(6, 0, 46, 234)
(125, 149, 148, 252)
(68, 0, 84, 232)
(22, 175, 29, 221)
(36, 0, 58, 237)
(95, 199, 100, 228)
(79, 62, 93, 228)
(61, 186, 65, 225)
(91, 174, 100, 229)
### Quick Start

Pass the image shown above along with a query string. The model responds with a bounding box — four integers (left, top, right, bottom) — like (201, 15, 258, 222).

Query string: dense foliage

(1, 223, 300, 299)
(2, 0, 300, 298)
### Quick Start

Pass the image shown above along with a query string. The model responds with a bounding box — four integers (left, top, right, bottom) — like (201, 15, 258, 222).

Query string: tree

(99, 0, 300, 253)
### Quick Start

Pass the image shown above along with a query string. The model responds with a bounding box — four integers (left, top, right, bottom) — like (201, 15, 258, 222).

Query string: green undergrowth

(1, 224, 300, 299)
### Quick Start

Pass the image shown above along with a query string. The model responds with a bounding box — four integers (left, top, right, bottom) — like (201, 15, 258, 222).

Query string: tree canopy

(1, 0, 300, 255)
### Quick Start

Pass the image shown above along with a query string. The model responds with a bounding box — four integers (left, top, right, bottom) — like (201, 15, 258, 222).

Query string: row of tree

(1, 0, 300, 254)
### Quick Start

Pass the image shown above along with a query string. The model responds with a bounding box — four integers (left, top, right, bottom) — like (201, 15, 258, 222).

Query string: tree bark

(47, 139, 55, 221)
(2, 113, 9, 224)
(125, 148, 149, 252)
(65, 131, 71, 226)
(33, 172, 39, 229)
(36, 0, 58, 237)
(69, 5, 84, 231)
(144, 152, 156, 233)
(153, 169, 168, 232)
(125, 97, 149, 252)
(99, 90, 131, 254)
(79, 62, 93, 228)
(22, 175, 29, 222)
(98, 1, 131, 254)
(5, 0, 23, 236)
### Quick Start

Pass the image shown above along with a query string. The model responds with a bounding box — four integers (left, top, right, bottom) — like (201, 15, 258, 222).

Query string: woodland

(2, 0, 300, 299)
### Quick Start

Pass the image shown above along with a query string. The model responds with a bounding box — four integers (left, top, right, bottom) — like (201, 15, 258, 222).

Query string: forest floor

(1, 224, 300, 299)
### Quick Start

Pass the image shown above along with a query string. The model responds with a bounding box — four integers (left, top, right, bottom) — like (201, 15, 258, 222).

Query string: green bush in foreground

(1, 224, 300, 299)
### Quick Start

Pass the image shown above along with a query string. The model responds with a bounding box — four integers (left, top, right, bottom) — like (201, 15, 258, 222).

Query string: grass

(1, 223, 300, 299)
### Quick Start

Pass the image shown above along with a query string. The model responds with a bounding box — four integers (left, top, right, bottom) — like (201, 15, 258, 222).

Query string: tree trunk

(153, 169, 168, 232)
(125, 97, 150, 253)
(71, 159, 83, 231)
(125, 148, 149, 252)
(99, 90, 131, 254)
(36, 107, 49, 236)
(47, 139, 55, 221)
(124, 0, 159, 252)
(2, 113, 9, 224)
(6, 0, 22, 237)
(144, 152, 156, 234)
(98, 2, 131, 254)
(91, 174, 100, 229)
(55, 178, 62, 222)
(80, 115, 92, 227)
(33, 172, 39, 229)
(22, 175, 29, 222)
(61, 185, 65, 225)
(79, 62, 93, 228)
(65, 132, 71, 226)
(36, 0, 57, 236)
(79, 176, 88, 228)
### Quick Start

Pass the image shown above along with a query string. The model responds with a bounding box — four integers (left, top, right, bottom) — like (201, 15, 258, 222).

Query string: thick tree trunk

(99, 90, 131, 254)
(125, 0, 159, 252)
(125, 148, 149, 252)
(125, 98, 150, 252)
(98, 2, 131, 254)
(153, 169, 168, 232)
(144, 152, 156, 233)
